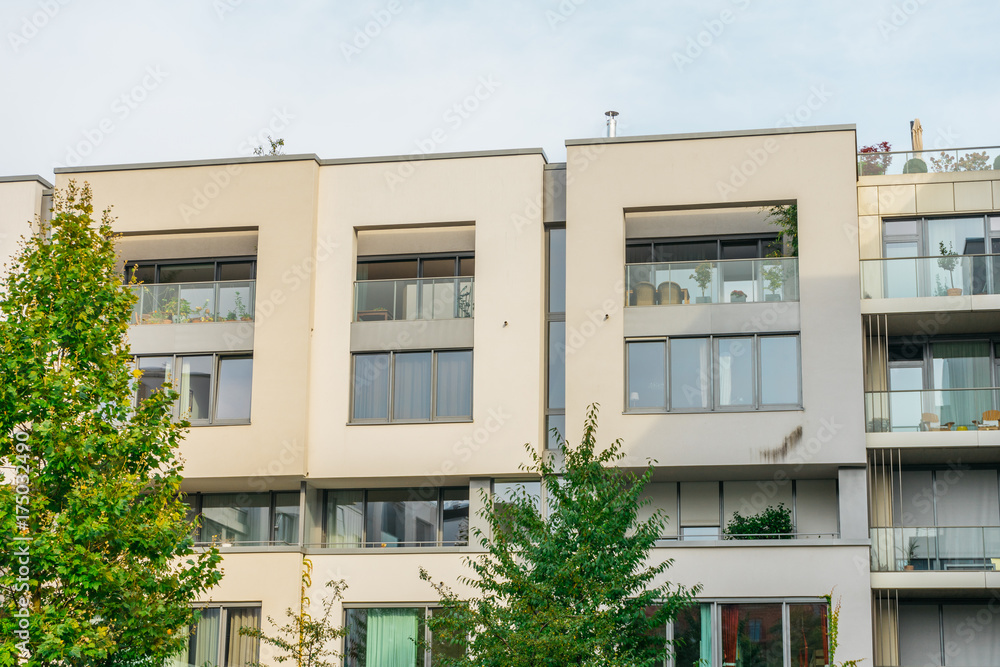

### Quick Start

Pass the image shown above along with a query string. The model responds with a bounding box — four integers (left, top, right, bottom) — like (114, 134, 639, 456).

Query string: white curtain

(225, 609, 260, 667)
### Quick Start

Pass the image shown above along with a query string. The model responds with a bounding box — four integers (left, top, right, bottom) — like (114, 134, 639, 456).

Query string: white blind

(795, 480, 839, 537)
(637, 482, 678, 536)
(893, 471, 934, 527)
(722, 480, 792, 527)
(943, 604, 1000, 665)
(936, 470, 1000, 527)
(897, 605, 942, 667)
(680, 482, 720, 526)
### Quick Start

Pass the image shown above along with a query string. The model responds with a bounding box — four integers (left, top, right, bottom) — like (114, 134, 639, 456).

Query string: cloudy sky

(1, 0, 996, 181)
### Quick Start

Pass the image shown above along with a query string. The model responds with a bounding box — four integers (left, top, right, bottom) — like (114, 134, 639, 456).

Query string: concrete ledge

(350, 318, 474, 352)
(0, 174, 53, 188)
(129, 321, 254, 354)
(566, 124, 856, 147)
(625, 302, 800, 337)
(871, 570, 1000, 590)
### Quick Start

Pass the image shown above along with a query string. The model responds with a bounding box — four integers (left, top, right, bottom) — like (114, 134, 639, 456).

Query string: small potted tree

(690, 262, 713, 303)
(762, 262, 785, 301)
(938, 241, 962, 296)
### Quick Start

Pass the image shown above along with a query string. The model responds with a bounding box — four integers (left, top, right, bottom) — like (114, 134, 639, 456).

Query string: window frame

(321, 487, 470, 548)
(349, 349, 473, 424)
(343, 605, 465, 667)
(182, 603, 262, 667)
(545, 225, 567, 448)
(355, 252, 475, 280)
(133, 352, 253, 426)
(124, 256, 257, 284)
(625, 334, 802, 414)
(186, 490, 301, 547)
(625, 232, 782, 264)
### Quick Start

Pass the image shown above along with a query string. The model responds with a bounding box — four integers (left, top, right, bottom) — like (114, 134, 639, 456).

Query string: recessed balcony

(130, 280, 255, 325)
(861, 254, 1000, 304)
(857, 145, 1000, 176)
(353, 277, 474, 322)
(871, 526, 1000, 572)
(624, 257, 799, 306)
(865, 388, 1000, 433)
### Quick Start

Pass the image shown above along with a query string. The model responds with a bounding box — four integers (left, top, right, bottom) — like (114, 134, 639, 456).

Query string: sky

(1, 0, 997, 182)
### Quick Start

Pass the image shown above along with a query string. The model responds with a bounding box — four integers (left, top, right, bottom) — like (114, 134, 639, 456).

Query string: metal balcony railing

(865, 388, 1000, 432)
(353, 277, 474, 321)
(861, 254, 1000, 300)
(625, 257, 799, 306)
(871, 526, 1000, 572)
(130, 280, 255, 325)
(857, 145, 1000, 176)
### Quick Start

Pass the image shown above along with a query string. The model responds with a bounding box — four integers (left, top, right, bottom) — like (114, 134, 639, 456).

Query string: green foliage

(764, 203, 797, 257)
(420, 404, 700, 667)
(930, 150, 991, 172)
(0, 181, 222, 665)
(761, 261, 785, 296)
(253, 135, 285, 156)
(690, 262, 713, 296)
(937, 241, 959, 288)
(824, 592, 863, 667)
(240, 579, 349, 667)
(994, 155, 1000, 171)
(724, 503, 793, 540)
(902, 158, 927, 173)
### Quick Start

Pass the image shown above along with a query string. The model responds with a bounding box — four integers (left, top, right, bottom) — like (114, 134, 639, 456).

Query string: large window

(344, 607, 463, 667)
(186, 492, 300, 546)
(351, 350, 472, 423)
(626, 336, 801, 412)
(127, 258, 256, 284)
(165, 605, 260, 667)
(355, 253, 474, 321)
(323, 487, 469, 548)
(895, 602, 1000, 666)
(134, 354, 253, 425)
(546, 227, 566, 448)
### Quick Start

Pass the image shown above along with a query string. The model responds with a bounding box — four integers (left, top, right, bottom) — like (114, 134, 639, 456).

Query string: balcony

(861, 254, 1000, 300)
(857, 145, 1000, 176)
(865, 388, 1000, 432)
(353, 277, 474, 322)
(871, 526, 1000, 572)
(130, 280, 255, 325)
(624, 257, 798, 306)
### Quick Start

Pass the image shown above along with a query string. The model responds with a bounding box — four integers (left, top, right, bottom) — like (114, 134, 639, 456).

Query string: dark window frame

(186, 490, 300, 546)
(132, 353, 253, 425)
(321, 487, 470, 548)
(124, 256, 257, 284)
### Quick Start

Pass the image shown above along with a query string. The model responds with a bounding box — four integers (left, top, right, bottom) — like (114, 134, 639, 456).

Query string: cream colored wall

(308, 154, 547, 481)
(0, 180, 46, 274)
(564, 130, 866, 469)
(54, 160, 319, 481)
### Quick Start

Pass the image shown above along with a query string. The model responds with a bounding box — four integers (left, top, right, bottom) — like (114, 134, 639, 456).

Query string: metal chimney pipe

(605, 110, 619, 138)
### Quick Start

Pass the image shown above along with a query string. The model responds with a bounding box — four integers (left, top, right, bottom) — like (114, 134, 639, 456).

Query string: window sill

(623, 407, 803, 415)
(347, 419, 474, 426)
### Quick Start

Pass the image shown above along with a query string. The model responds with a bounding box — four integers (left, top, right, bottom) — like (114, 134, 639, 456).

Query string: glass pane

(136, 356, 173, 404)
(654, 241, 717, 262)
(353, 354, 389, 420)
(218, 261, 254, 281)
(888, 366, 923, 431)
(884, 219, 918, 238)
(548, 228, 566, 313)
(345, 608, 423, 667)
(357, 260, 418, 281)
(217, 282, 254, 322)
(430, 608, 465, 664)
(421, 258, 456, 278)
(200, 494, 269, 544)
(216, 357, 253, 422)
(224, 608, 260, 667)
(548, 322, 566, 409)
(626, 242, 653, 264)
(325, 490, 364, 547)
(189, 607, 220, 667)
(436, 350, 472, 419)
(158, 263, 214, 284)
(546, 414, 565, 450)
(760, 337, 800, 406)
(933, 342, 990, 428)
(789, 604, 829, 667)
(442, 488, 470, 546)
(720, 603, 783, 667)
(178, 355, 213, 421)
(494, 481, 541, 509)
(628, 341, 666, 409)
(458, 257, 475, 277)
(717, 338, 754, 407)
(884, 242, 919, 298)
(179, 283, 217, 322)
(928, 217, 986, 296)
(366, 489, 438, 547)
(720, 240, 758, 260)
(393, 352, 432, 420)
(130, 264, 155, 284)
(674, 604, 713, 667)
(681, 526, 719, 541)
(273, 492, 300, 545)
(670, 338, 710, 410)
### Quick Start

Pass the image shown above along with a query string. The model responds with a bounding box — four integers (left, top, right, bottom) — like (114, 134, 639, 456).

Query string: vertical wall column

(469, 478, 492, 550)
(839, 466, 869, 540)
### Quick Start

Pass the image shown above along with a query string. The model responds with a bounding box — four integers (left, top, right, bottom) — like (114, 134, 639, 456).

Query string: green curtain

(700, 604, 713, 667)
(367, 608, 420, 667)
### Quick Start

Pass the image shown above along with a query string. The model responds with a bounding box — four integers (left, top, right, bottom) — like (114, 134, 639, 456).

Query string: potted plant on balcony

(902, 540, 918, 571)
(762, 261, 785, 301)
(690, 262, 713, 303)
(234, 291, 252, 321)
(730, 289, 747, 303)
(724, 504, 794, 540)
(938, 241, 962, 296)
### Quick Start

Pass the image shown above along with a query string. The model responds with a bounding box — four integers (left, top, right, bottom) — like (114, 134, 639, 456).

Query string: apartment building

(2, 124, 996, 665)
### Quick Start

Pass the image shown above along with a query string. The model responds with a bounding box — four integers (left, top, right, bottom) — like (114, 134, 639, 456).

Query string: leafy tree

(724, 503, 794, 540)
(253, 135, 285, 156)
(764, 204, 797, 257)
(420, 404, 700, 667)
(0, 181, 222, 665)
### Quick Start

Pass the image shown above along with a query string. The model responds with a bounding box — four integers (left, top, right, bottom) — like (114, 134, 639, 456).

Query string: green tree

(420, 404, 700, 667)
(0, 182, 222, 665)
(724, 503, 794, 540)
(253, 135, 285, 156)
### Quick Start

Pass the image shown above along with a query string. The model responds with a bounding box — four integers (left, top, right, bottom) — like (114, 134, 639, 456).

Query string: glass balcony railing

(130, 280, 255, 325)
(353, 277, 474, 322)
(865, 388, 1000, 432)
(861, 254, 1000, 299)
(871, 526, 1000, 572)
(858, 145, 1000, 176)
(625, 257, 799, 306)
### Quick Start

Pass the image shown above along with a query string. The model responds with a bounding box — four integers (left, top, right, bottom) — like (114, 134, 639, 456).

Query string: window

(545, 226, 566, 448)
(626, 336, 801, 412)
(355, 253, 474, 321)
(165, 605, 260, 667)
(351, 350, 472, 423)
(133, 354, 253, 425)
(127, 258, 256, 284)
(323, 487, 469, 548)
(344, 607, 462, 667)
(897, 601, 1000, 666)
(127, 258, 256, 325)
(187, 492, 300, 546)
(626, 234, 781, 264)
